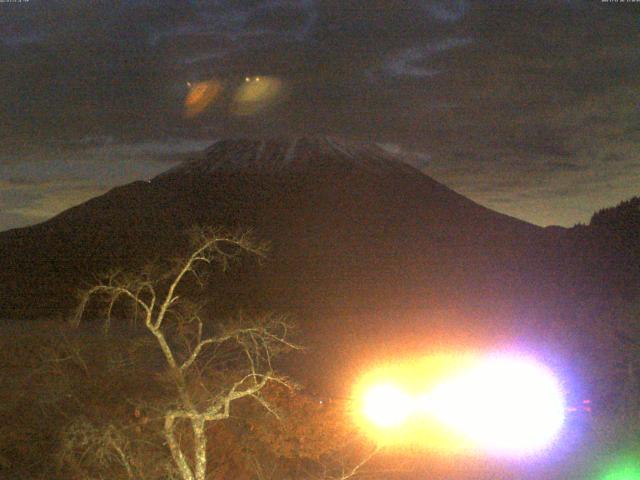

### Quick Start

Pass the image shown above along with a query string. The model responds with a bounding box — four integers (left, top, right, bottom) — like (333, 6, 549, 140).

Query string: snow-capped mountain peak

(157, 136, 416, 179)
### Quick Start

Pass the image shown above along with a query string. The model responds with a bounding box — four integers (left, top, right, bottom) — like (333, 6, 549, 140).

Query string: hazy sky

(1, 0, 638, 231)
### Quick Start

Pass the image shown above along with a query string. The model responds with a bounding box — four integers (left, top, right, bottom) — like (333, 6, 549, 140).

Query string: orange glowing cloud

(184, 80, 223, 118)
(353, 352, 566, 457)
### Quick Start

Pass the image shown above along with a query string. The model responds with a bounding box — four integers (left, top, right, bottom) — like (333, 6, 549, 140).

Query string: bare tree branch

(72, 227, 296, 480)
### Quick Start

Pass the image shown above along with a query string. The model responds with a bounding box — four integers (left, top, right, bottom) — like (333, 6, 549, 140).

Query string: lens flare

(355, 352, 566, 457)
(232, 76, 284, 115)
(184, 80, 222, 118)
(425, 354, 566, 456)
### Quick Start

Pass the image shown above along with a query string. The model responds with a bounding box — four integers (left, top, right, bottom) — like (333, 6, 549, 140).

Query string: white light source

(424, 354, 565, 456)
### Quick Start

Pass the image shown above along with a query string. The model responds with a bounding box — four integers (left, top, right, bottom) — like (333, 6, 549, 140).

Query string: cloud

(0, 173, 107, 231)
(182, 51, 228, 65)
(80, 138, 213, 161)
(421, 0, 470, 22)
(380, 37, 472, 78)
(378, 143, 431, 169)
(383, 47, 442, 78)
(4, 185, 107, 222)
(423, 146, 640, 227)
(381, 108, 636, 227)
(0, 138, 211, 231)
(1, 0, 638, 228)
(149, 0, 318, 53)
(1, 32, 45, 48)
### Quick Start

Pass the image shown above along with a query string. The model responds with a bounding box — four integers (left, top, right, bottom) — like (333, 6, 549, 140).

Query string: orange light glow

(353, 352, 566, 457)
(184, 80, 222, 118)
(362, 383, 413, 428)
(353, 353, 477, 452)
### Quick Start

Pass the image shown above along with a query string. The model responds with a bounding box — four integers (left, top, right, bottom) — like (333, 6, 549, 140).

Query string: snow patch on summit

(156, 136, 419, 179)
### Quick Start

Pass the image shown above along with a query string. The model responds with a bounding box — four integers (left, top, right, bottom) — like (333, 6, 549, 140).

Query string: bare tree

(74, 227, 300, 480)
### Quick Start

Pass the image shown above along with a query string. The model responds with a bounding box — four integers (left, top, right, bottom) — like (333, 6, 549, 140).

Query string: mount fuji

(5, 136, 626, 387)
(0, 136, 550, 318)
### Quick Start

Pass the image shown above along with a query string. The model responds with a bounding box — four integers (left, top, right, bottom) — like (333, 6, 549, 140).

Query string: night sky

(1, 0, 638, 231)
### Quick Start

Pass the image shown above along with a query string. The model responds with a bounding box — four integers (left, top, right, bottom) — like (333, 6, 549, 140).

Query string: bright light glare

(362, 383, 413, 428)
(355, 353, 566, 457)
(423, 354, 565, 456)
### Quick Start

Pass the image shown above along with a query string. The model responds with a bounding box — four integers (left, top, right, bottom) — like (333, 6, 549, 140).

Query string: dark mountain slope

(3, 137, 639, 393)
(0, 137, 550, 325)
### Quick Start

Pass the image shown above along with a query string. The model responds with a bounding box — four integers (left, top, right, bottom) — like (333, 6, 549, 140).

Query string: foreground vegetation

(1, 222, 639, 479)
(0, 319, 387, 479)
(0, 227, 381, 480)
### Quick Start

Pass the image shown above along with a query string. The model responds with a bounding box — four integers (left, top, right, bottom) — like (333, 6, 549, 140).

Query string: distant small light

(256, 76, 261, 82)
(245, 77, 250, 82)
